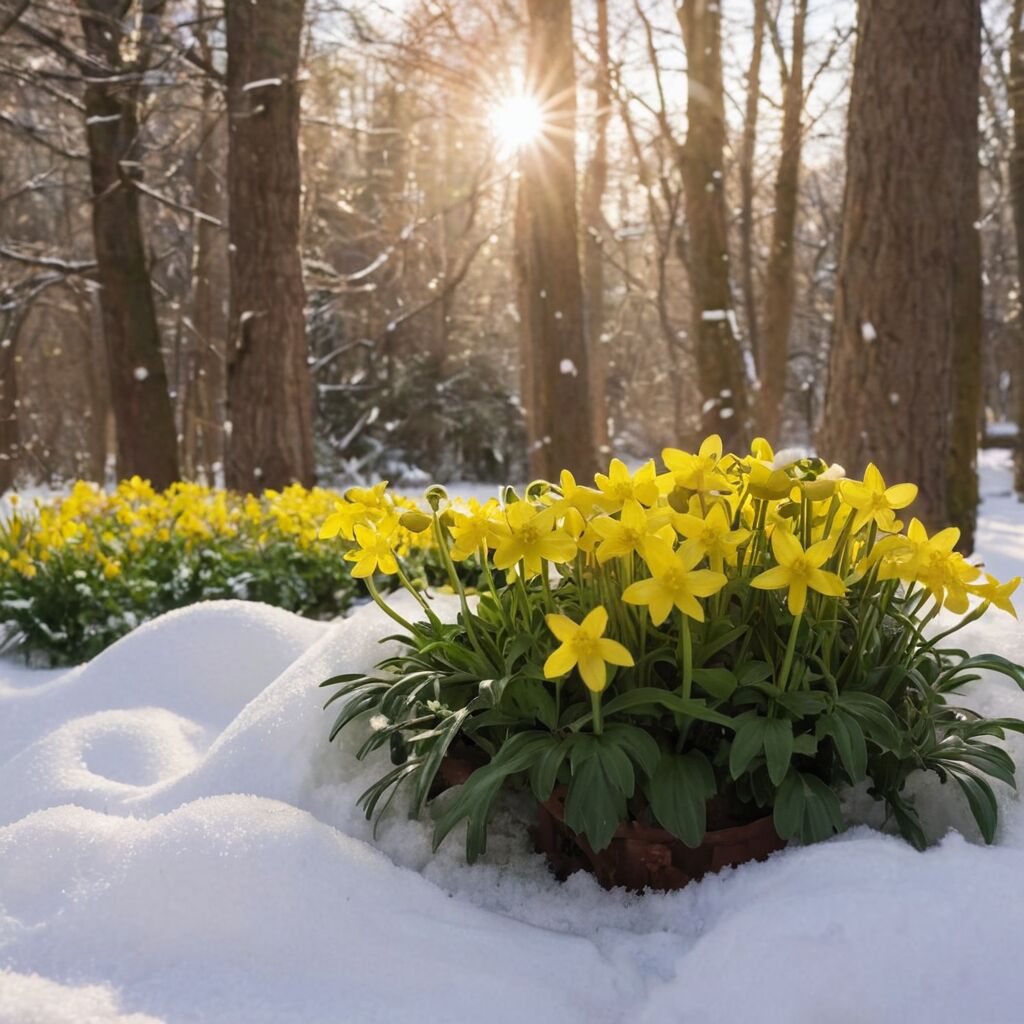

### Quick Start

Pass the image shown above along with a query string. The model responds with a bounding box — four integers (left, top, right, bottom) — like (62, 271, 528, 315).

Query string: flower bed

(0, 478, 436, 665)
(321, 438, 1024, 890)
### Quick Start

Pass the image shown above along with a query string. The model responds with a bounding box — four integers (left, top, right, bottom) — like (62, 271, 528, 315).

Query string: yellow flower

(841, 463, 917, 534)
(492, 503, 576, 577)
(543, 606, 634, 693)
(968, 573, 1020, 618)
(751, 528, 845, 615)
(344, 520, 399, 578)
(879, 518, 979, 612)
(673, 502, 750, 569)
(590, 500, 673, 564)
(547, 469, 603, 517)
(594, 458, 659, 510)
(623, 537, 727, 624)
(744, 459, 793, 501)
(449, 499, 501, 561)
(661, 434, 731, 494)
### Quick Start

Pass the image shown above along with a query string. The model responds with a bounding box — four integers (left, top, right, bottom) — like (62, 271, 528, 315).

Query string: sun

(491, 92, 545, 155)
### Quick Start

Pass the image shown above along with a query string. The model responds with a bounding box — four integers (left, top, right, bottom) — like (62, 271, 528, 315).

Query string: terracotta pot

(536, 789, 786, 892)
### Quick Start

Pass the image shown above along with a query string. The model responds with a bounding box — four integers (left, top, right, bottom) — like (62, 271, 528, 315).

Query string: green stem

(679, 612, 693, 700)
(590, 689, 603, 735)
(366, 576, 418, 635)
(778, 612, 802, 692)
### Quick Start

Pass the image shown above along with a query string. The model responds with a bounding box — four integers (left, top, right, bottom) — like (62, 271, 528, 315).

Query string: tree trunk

(739, 0, 767, 381)
(756, 0, 807, 443)
(677, 0, 750, 450)
(817, 0, 980, 529)
(185, 29, 228, 485)
(516, 0, 597, 481)
(1011, 0, 1024, 496)
(225, 0, 314, 491)
(945, 149, 983, 553)
(581, 0, 611, 457)
(77, 0, 179, 488)
(0, 316, 18, 492)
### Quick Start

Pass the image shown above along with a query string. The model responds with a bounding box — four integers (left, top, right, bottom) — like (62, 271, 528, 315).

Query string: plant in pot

(318, 438, 1024, 891)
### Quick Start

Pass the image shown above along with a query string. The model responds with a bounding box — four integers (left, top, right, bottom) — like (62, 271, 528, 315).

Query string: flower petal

(544, 644, 577, 679)
(581, 605, 609, 637)
(597, 638, 635, 667)
(578, 653, 607, 693)
(751, 566, 791, 590)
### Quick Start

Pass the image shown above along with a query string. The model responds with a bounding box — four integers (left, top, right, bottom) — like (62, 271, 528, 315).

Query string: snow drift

(1, 452, 1023, 1024)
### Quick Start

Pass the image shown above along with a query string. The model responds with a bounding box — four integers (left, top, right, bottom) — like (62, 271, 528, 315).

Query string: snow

(0, 462, 1023, 1022)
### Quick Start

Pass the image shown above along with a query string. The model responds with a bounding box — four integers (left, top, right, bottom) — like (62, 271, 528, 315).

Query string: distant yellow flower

(344, 521, 399, 578)
(590, 500, 673, 564)
(841, 463, 917, 534)
(661, 434, 731, 494)
(449, 499, 501, 561)
(751, 528, 845, 615)
(543, 606, 634, 693)
(594, 458, 659, 510)
(492, 503, 576, 577)
(623, 537, 727, 624)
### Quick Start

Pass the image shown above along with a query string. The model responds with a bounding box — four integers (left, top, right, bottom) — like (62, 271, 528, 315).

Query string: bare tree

(757, 0, 808, 442)
(77, 0, 179, 486)
(677, 0, 750, 449)
(516, 0, 596, 479)
(581, 0, 611, 456)
(818, 0, 982, 529)
(1011, 0, 1024, 496)
(225, 0, 314, 490)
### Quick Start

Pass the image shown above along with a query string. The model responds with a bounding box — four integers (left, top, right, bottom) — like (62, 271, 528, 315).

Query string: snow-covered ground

(1, 453, 1023, 1024)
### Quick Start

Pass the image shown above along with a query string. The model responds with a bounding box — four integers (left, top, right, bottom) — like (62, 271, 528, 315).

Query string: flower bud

(424, 485, 449, 511)
(399, 510, 432, 533)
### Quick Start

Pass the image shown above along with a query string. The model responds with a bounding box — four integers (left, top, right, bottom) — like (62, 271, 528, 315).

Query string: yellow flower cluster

(328, 437, 1020, 694)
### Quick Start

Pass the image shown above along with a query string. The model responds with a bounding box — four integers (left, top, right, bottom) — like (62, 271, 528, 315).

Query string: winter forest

(4, 3, 1024, 1023)
(0, 0, 1020, 543)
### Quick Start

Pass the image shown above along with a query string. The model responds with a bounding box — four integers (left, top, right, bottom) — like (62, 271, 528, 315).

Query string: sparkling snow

(1, 452, 1023, 1023)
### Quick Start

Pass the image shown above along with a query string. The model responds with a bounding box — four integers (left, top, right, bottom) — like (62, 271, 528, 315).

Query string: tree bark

(0, 317, 18, 492)
(516, 0, 597, 480)
(225, 0, 314, 491)
(1011, 0, 1024, 496)
(77, 0, 179, 488)
(756, 0, 807, 443)
(738, 0, 767, 382)
(581, 0, 611, 457)
(817, 0, 981, 529)
(184, 15, 228, 485)
(677, 0, 750, 450)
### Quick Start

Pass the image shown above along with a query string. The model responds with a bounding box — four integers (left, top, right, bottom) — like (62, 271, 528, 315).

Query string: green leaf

(692, 667, 738, 700)
(736, 660, 773, 686)
(647, 750, 716, 847)
(818, 710, 868, 782)
(836, 691, 902, 752)
(432, 731, 555, 861)
(603, 722, 661, 778)
(529, 739, 570, 803)
(729, 716, 767, 779)
(563, 735, 635, 851)
(601, 688, 734, 728)
(773, 769, 844, 843)
(763, 718, 794, 786)
(950, 769, 999, 844)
